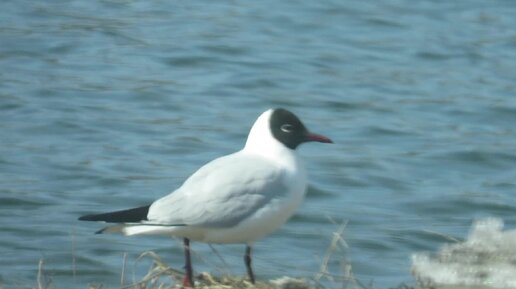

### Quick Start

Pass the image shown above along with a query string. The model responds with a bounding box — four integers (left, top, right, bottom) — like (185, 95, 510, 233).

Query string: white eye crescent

(281, 124, 293, 133)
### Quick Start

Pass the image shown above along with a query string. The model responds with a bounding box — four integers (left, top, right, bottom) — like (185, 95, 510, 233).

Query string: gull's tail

(78, 204, 185, 236)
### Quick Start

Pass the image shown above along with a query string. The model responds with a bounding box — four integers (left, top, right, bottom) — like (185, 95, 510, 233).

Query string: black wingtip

(95, 227, 106, 234)
(78, 204, 151, 223)
(78, 214, 96, 221)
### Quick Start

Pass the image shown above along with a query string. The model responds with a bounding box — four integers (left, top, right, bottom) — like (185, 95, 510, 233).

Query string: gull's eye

(281, 124, 294, 133)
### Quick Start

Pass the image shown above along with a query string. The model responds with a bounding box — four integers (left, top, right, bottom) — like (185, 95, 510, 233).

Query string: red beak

(305, 132, 333, 144)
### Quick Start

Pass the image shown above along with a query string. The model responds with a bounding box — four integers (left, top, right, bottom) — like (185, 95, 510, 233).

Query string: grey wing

(147, 153, 288, 228)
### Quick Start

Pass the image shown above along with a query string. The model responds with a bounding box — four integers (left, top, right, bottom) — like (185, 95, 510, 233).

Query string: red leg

(182, 238, 194, 287)
(244, 245, 255, 284)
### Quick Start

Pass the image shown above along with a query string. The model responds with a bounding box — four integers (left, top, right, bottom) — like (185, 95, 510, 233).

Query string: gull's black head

(269, 108, 332, 150)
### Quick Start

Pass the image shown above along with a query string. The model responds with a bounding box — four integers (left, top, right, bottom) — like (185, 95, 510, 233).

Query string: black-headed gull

(79, 108, 332, 287)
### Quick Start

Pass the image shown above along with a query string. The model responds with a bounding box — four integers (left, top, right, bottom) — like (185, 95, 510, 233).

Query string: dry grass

(19, 220, 413, 289)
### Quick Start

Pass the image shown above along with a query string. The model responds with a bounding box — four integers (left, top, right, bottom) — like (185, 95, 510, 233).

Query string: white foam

(411, 218, 516, 289)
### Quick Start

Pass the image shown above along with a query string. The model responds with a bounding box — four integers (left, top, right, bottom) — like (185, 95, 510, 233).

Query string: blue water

(2, 0, 516, 288)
